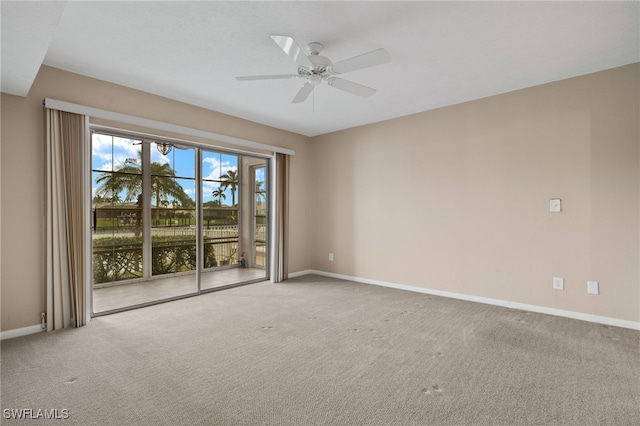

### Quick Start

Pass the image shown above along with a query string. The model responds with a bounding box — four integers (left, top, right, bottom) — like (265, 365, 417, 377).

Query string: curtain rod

(44, 98, 295, 156)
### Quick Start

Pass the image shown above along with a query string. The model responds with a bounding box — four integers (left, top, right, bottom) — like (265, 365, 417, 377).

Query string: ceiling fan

(236, 35, 391, 103)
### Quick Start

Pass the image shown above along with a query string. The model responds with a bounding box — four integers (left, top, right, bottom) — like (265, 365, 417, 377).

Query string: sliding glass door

(91, 134, 198, 312)
(91, 129, 269, 314)
(199, 150, 269, 289)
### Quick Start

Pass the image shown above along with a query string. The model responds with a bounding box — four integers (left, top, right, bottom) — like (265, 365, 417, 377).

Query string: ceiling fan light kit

(156, 142, 172, 156)
(236, 35, 391, 104)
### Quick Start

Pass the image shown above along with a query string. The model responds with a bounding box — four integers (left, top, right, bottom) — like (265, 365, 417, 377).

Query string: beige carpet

(2, 274, 639, 425)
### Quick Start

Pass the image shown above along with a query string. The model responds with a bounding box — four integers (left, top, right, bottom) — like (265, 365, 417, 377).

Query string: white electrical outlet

(587, 281, 599, 295)
(329, 252, 334, 262)
(553, 277, 564, 291)
(550, 198, 562, 212)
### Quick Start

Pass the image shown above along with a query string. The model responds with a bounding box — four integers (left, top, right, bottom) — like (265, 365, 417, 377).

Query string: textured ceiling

(2, 1, 639, 137)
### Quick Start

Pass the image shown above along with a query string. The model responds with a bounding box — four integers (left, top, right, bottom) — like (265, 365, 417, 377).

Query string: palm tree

(219, 169, 239, 207)
(95, 157, 194, 209)
(152, 162, 195, 209)
(212, 187, 227, 204)
(255, 180, 266, 201)
(95, 158, 140, 203)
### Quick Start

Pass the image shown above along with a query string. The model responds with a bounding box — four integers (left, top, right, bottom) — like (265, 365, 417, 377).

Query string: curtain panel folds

(45, 108, 87, 330)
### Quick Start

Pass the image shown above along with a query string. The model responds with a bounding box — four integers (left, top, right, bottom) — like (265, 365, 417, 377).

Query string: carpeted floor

(1, 274, 639, 425)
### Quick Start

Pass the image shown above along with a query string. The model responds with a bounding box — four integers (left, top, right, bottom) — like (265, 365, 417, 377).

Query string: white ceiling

(2, 1, 639, 137)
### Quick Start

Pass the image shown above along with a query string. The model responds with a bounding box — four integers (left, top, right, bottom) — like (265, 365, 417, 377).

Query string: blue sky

(92, 133, 258, 206)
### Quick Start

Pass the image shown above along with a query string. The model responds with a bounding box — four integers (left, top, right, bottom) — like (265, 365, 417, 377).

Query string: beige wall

(310, 64, 639, 323)
(1, 66, 312, 331)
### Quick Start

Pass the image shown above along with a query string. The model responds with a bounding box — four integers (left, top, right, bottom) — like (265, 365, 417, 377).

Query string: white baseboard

(0, 324, 45, 341)
(288, 269, 314, 278)
(4, 271, 636, 339)
(295, 270, 640, 331)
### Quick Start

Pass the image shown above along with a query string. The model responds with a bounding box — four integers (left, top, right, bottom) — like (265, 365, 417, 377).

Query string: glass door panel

(201, 151, 239, 276)
(253, 165, 267, 268)
(91, 135, 198, 314)
(200, 150, 267, 289)
(91, 135, 143, 287)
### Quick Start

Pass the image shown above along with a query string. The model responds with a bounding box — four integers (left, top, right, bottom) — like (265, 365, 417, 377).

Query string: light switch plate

(587, 281, 599, 295)
(550, 198, 562, 212)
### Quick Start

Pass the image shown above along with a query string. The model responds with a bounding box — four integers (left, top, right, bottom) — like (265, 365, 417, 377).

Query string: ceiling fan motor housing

(298, 53, 332, 78)
(307, 42, 324, 55)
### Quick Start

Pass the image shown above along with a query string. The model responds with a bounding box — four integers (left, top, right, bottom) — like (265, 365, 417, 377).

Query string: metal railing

(93, 225, 241, 286)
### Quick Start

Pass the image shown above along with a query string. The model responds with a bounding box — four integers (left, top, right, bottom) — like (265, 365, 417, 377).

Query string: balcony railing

(93, 225, 240, 286)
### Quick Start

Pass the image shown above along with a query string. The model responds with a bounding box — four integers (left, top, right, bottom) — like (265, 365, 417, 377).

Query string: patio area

(93, 267, 267, 314)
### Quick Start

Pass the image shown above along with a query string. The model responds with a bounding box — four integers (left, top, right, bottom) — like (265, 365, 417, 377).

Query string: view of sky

(91, 133, 264, 206)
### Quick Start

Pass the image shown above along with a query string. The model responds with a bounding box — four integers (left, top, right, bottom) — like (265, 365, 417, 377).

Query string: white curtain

(272, 153, 290, 282)
(45, 108, 87, 330)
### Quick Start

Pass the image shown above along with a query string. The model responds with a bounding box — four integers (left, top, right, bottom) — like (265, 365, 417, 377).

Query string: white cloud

(150, 144, 170, 165)
(97, 161, 113, 171)
(91, 134, 113, 154)
(202, 156, 236, 181)
(92, 134, 141, 171)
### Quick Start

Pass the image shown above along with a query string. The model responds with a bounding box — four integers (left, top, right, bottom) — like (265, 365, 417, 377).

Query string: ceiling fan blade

(271, 35, 313, 69)
(327, 77, 376, 98)
(236, 74, 299, 81)
(292, 82, 314, 103)
(328, 48, 391, 75)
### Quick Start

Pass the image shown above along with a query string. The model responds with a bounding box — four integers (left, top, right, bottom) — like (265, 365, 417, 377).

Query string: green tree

(219, 169, 239, 207)
(95, 157, 194, 210)
(212, 187, 227, 204)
